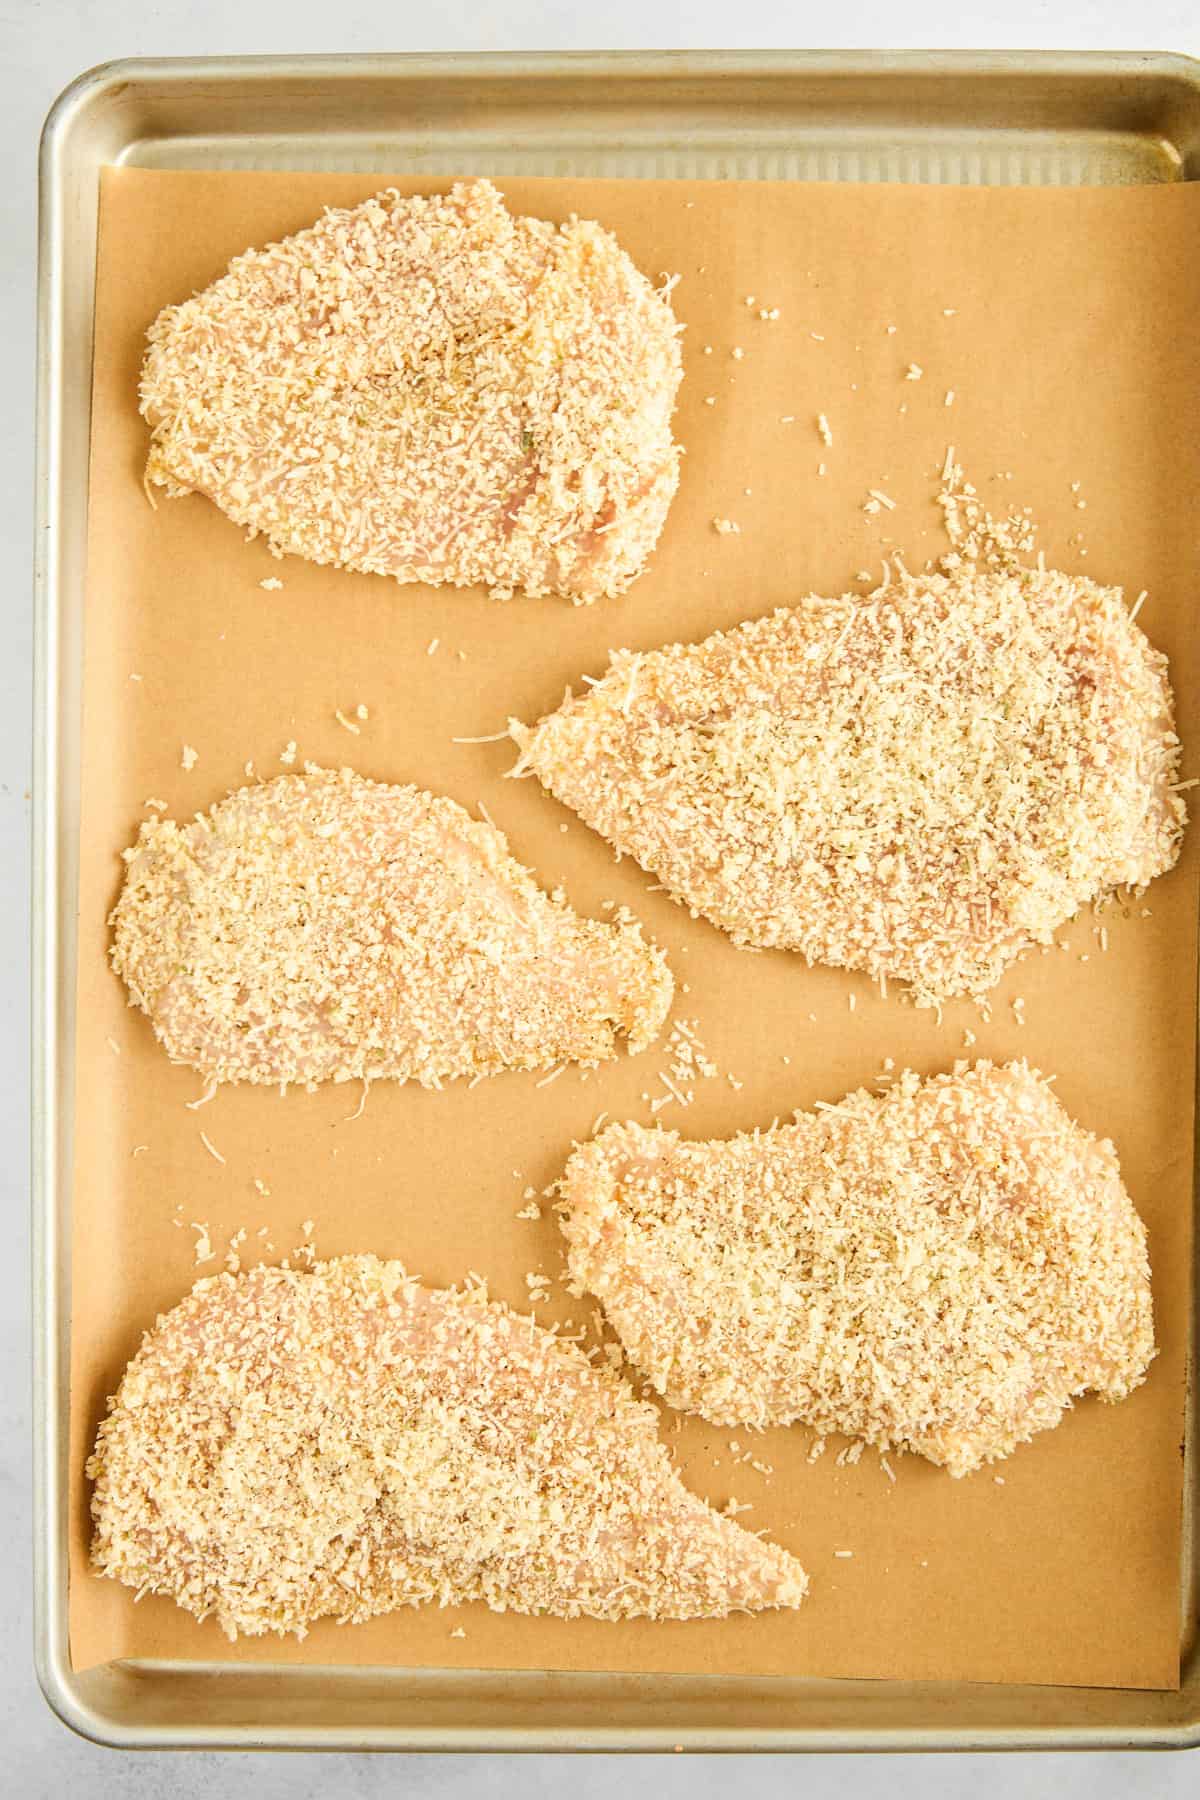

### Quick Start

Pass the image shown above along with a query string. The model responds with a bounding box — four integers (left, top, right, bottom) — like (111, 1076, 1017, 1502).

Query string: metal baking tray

(33, 49, 1200, 1751)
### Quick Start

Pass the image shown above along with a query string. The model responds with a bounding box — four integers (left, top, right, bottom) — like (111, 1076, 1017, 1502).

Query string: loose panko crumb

(110, 766, 672, 1088)
(140, 180, 682, 605)
(559, 1062, 1154, 1476)
(87, 1257, 807, 1639)
(512, 563, 1185, 1007)
(259, 576, 284, 592)
(937, 456, 1036, 571)
(180, 744, 199, 772)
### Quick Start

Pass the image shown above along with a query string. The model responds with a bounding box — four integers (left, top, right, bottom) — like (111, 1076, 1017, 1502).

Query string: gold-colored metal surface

(33, 49, 1200, 1751)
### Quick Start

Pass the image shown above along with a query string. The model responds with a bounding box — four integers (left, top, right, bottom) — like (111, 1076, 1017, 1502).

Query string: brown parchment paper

(69, 168, 1200, 1690)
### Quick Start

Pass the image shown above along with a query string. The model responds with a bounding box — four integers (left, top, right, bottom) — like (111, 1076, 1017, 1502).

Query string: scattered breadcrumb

(355, 703, 369, 722)
(427, 638, 440, 656)
(944, 390, 955, 407)
(937, 453, 1037, 570)
(259, 576, 284, 591)
(190, 1222, 213, 1263)
(450, 1627, 467, 1639)
(198, 1131, 226, 1166)
(279, 741, 297, 766)
(334, 709, 360, 735)
(905, 363, 923, 381)
(834, 1550, 854, 1559)
(180, 745, 199, 772)
(712, 518, 741, 536)
(816, 414, 833, 446)
(131, 1144, 148, 1157)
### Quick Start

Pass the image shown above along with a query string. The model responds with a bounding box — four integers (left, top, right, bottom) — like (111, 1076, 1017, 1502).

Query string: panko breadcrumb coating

(513, 566, 1185, 1005)
(87, 1257, 808, 1639)
(110, 767, 672, 1088)
(559, 1062, 1155, 1475)
(141, 179, 682, 603)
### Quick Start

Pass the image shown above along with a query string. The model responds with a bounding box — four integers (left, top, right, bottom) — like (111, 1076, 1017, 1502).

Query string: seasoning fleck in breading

(559, 1062, 1154, 1476)
(87, 1257, 808, 1639)
(110, 766, 672, 1088)
(513, 566, 1185, 1006)
(140, 180, 682, 604)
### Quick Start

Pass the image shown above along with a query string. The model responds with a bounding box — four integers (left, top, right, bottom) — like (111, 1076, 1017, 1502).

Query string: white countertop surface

(4, 0, 1198, 1791)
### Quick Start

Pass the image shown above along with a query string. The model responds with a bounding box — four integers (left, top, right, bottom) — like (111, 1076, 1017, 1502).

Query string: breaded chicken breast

(559, 1062, 1154, 1475)
(88, 1257, 807, 1638)
(513, 566, 1185, 1004)
(110, 767, 671, 1088)
(141, 179, 682, 603)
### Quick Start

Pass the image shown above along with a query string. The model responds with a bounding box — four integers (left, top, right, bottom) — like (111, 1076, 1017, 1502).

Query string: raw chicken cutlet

(559, 1061, 1154, 1475)
(513, 565, 1185, 1005)
(110, 767, 672, 1088)
(88, 1257, 808, 1639)
(141, 179, 682, 603)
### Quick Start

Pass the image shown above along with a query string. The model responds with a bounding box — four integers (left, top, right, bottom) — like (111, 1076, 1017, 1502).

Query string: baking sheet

(69, 168, 1200, 1690)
